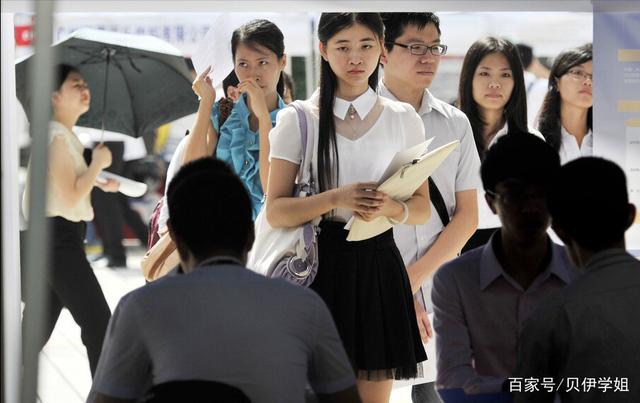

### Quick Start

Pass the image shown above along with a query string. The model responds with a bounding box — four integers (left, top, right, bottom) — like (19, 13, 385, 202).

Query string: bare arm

(407, 189, 478, 293)
(49, 138, 111, 210)
(257, 116, 272, 192)
(182, 66, 218, 165)
(266, 159, 339, 228)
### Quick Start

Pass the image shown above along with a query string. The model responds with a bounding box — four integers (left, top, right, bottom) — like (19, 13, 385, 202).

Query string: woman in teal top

(212, 92, 285, 218)
(183, 19, 287, 218)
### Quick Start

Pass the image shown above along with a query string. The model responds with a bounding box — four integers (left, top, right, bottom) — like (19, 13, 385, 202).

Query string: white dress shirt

(379, 82, 482, 310)
(523, 71, 548, 126)
(558, 126, 593, 165)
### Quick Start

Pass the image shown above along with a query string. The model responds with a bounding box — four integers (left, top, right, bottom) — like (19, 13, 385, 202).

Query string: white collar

(378, 80, 446, 117)
(334, 87, 377, 120)
(488, 122, 545, 148)
(561, 125, 593, 141)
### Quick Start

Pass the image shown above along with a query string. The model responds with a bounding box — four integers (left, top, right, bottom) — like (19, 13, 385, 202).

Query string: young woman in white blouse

(267, 13, 429, 403)
(22, 64, 118, 376)
(538, 43, 593, 165)
(457, 37, 543, 251)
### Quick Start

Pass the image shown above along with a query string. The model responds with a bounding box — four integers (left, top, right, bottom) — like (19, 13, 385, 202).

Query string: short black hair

(380, 13, 441, 52)
(481, 133, 560, 193)
(54, 63, 80, 91)
(548, 157, 630, 251)
(516, 43, 533, 69)
(167, 158, 253, 260)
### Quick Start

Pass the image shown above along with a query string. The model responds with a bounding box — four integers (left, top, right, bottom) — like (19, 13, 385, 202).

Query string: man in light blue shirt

(432, 134, 578, 396)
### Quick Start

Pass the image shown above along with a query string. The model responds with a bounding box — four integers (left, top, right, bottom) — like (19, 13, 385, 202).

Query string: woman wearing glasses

(457, 37, 543, 251)
(538, 43, 593, 164)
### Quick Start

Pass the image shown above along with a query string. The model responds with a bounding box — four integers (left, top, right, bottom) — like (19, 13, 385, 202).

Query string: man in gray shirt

(88, 158, 359, 403)
(515, 157, 640, 403)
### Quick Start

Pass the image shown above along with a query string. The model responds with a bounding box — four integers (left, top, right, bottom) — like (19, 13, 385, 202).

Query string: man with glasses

(379, 13, 482, 402)
(431, 134, 578, 395)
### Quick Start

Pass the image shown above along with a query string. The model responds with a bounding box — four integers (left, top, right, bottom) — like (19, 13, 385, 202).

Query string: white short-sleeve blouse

(269, 88, 425, 221)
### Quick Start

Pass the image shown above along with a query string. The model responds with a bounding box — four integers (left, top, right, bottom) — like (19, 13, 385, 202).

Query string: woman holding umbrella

(22, 64, 119, 376)
(184, 19, 287, 219)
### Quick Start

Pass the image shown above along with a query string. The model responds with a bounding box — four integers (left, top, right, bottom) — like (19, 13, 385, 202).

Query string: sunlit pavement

(35, 244, 413, 402)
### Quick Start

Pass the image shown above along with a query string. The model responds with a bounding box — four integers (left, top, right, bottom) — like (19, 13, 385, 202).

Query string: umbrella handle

(100, 47, 116, 143)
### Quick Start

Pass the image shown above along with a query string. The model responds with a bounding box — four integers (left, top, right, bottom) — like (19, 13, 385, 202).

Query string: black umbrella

(15, 28, 198, 139)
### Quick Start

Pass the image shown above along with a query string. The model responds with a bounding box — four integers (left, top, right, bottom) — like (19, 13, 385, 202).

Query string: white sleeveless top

(22, 121, 94, 222)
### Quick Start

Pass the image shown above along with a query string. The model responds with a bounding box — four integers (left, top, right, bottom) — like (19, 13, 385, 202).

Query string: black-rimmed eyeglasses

(386, 42, 448, 56)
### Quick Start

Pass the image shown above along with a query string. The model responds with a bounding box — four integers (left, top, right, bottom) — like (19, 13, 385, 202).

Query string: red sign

(15, 25, 33, 46)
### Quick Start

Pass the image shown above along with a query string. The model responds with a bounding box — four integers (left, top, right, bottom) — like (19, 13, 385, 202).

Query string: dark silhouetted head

(548, 157, 634, 252)
(482, 133, 560, 241)
(167, 158, 254, 262)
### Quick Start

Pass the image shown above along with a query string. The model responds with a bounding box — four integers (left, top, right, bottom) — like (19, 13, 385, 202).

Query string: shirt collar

(583, 248, 631, 272)
(561, 125, 593, 143)
(333, 87, 377, 120)
(479, 231, 574, 290)
(486, 122, 509, 148)
(417, 89, 448, 117)
(378, 80, 447, 117)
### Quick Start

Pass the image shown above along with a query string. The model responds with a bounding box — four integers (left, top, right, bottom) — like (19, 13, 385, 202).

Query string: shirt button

(244, 160, 249, 166)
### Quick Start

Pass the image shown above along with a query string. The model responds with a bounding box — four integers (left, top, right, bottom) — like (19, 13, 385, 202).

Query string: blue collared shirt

(432, 231, 578, 394)
(212, 93, 286, 219)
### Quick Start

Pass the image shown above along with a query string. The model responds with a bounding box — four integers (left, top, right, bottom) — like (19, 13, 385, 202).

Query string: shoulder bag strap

(428, 177, 450, 227)
(289, 102, 313, 192)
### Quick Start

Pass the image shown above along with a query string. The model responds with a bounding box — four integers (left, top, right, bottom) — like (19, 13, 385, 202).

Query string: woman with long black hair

(538, 43, 593, 164)
(267, 13, 428, 402)
(458, 37, 544, 251)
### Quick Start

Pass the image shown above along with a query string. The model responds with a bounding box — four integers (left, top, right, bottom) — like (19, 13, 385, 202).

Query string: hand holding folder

(346, 139, 460, 241)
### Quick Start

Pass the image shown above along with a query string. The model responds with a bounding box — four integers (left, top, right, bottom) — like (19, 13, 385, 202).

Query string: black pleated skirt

(310, 220, 426, 380)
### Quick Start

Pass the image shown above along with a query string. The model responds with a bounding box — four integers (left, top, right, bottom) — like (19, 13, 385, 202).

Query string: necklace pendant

(348, 104, 356, 120)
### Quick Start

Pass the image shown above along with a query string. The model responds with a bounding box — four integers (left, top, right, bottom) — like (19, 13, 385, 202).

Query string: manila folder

(346, 140, 459, 242)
